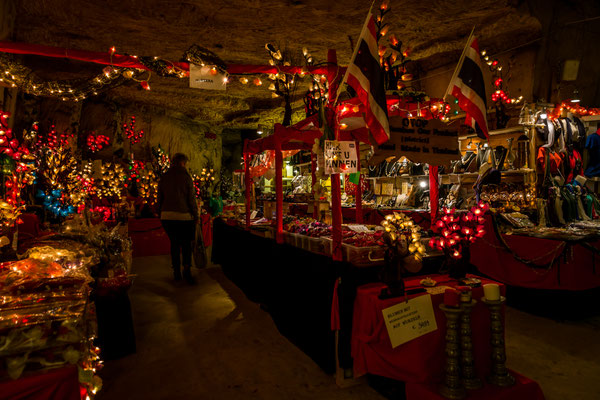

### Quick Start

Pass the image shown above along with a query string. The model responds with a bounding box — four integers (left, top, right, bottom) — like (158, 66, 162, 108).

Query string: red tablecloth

(129, 216, 213, 257)
(350, 274, 505, 384)
(406, 369, 544, 400)
(0, 366, 81, 400)
(471, 216, 600, 290)
(128, 218, 170, 257)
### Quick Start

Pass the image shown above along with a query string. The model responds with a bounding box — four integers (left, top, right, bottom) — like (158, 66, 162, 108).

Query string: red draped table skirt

(471, 216, 600, 290)
(347, 274, 544, 399)
(128, 215, 212, 258)
(0, 366, 82, 400)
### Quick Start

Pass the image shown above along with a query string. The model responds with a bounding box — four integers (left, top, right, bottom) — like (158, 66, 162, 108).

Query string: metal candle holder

(439, 304, 466, 399)
(482, 296, 515, 387)
(460, 299, 482, 390)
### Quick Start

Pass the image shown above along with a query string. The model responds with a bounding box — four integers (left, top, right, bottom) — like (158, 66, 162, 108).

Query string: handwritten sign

(370, 117, 460, 167)
(382, 294, 438, 348)
(324, 140, 358, 174)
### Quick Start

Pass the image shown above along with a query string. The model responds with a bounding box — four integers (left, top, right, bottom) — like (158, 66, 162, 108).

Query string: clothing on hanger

(565, 149, 583, 183)
(537, 147, 562, 175)
(584, 128, 600, 177)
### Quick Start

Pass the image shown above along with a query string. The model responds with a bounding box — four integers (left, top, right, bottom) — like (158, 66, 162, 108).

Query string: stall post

(243, 150, 251, 230)
(355, 141, 363, 224)
(429, 165, 439, 221)
(311, 152, 318, 220)
(327, 49, 343, 261)
(275, 137, 284, 244)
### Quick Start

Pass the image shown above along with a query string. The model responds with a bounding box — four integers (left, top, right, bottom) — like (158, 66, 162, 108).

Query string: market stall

(467, 103, 600, 290)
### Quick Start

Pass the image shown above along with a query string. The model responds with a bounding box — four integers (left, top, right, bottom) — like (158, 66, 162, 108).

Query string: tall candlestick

(443, 288, 460, 308)
(460, 299, 482, 390)
(482, 296, 515, 387)
(483, 283, 500, 301)
(439, 304, 466, 399)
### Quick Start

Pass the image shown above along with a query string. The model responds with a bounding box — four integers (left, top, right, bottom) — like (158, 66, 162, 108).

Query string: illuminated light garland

(0, 44, 203, 100)
(337, 96, 451, 123)
(123, 115, 144, 145)
(549, 101, 600, 120)
(0, 53, 140, 101)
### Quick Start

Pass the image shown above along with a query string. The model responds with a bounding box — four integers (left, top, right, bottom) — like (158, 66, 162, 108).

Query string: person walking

(158, 153, 198, 283)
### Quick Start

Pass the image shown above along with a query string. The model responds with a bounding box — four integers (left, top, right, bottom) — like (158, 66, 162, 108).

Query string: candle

(443, 288, 460, 307)
(483, 283, 501, 301)
(457, 286, 472, 303)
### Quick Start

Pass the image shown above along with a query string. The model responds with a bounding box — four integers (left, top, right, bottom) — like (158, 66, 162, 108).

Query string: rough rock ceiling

(14, 0, 541, 130)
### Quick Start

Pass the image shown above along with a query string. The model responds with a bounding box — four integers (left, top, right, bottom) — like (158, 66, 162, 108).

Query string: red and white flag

(337, 7, 390, 145)
(446, 32, 489, 140)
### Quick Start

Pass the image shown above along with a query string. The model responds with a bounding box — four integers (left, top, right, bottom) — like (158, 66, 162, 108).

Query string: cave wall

(527, 0, 600, 106)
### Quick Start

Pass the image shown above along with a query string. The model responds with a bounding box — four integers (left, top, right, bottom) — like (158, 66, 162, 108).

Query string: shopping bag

(193, 224, 208, 269)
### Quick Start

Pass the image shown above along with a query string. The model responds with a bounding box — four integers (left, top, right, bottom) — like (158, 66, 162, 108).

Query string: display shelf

(367, 169, 534, 183)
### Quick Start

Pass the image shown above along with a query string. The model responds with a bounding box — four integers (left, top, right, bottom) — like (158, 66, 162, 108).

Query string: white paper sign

(189, 63, 227, 91)
(347, 224, 371, 233)
(382, 294, 438, 348)
(324, 140, 358, 174)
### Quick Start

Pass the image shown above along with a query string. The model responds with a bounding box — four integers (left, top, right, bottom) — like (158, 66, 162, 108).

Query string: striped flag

(337, 7, 390, 145)
(446, 32, 489, 140)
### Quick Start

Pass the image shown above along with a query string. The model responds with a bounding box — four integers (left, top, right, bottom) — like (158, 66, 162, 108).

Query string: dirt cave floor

(96, 255, 600, 400)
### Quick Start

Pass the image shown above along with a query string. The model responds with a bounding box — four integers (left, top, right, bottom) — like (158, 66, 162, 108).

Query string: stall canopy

(243, 114, 322, 155)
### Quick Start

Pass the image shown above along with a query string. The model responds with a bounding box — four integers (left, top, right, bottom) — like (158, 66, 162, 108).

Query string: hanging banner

(189, 63, 227, 91)
(369, 117, 460, 167)
(324, 140, 358, 174)
(382, 294, 438, 348)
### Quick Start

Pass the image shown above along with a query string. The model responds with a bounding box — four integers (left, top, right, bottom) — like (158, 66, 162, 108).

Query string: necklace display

(385, 161, 401, 177)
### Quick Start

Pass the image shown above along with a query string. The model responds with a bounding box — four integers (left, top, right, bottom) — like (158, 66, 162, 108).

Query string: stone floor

(97, 255, 600, 400)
